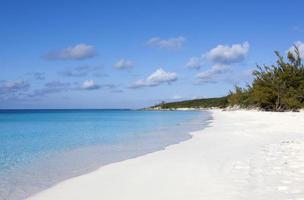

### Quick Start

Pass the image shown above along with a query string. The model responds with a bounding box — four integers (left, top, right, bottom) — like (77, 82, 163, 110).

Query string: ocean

(0, 109, 210, 200)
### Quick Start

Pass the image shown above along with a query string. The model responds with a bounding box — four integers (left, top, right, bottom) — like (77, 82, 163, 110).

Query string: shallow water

(0, 109, 211, 200)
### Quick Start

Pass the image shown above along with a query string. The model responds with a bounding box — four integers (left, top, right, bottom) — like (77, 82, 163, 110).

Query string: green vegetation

(151, 96, 228, 109)
(228, 47, 304, 111)
(151, 47, 304, 112)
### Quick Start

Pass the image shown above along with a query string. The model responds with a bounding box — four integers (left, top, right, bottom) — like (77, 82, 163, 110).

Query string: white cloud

(0, 80, 30, 94)
(80, 80, 100, 90)
(288, 41, 304, 59)
(114, 59, 133, 69)
(193, 42, 249, 82)
(196, 65, 229, 80)
(44, 44, 96, 60)
(0, 80, 30, 102)
(130, 68, 178, 88)
(146, 36, 185, 49)
(185, 57, 202, 69)
(205, 42, 249, 66)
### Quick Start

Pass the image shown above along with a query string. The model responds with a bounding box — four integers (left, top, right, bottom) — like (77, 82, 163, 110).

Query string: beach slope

(28, 110, 304, 200)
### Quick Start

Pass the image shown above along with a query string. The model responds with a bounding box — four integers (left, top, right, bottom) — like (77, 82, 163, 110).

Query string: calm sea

(0, 109, 210, 200)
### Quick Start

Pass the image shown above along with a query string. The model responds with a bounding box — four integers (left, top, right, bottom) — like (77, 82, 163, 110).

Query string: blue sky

(1, 0, 304, 109)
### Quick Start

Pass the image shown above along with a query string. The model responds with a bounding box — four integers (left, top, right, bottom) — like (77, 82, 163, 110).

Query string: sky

(1, 0, 304, 109)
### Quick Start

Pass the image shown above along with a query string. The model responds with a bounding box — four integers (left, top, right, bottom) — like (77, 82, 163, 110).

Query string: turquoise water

(0, 109, 210, 200)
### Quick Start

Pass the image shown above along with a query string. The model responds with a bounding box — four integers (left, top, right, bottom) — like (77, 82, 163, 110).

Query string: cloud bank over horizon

(0, 80, 30, 96)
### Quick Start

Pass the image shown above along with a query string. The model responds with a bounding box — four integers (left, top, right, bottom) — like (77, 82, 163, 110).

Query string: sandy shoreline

(28, 110, 304, 200)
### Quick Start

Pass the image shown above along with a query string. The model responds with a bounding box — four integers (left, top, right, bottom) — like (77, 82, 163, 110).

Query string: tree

(228, 46, 304, 111)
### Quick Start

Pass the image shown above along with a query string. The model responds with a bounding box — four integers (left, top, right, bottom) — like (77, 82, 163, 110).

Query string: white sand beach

(28, 110, 304, 200)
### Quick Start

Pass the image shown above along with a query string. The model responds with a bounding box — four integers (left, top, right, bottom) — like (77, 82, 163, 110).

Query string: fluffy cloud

(60, 65, 103, 77)
(196, 65, 229, 81)
(185, 57, 202, 69)
(192, 42, 250, 82)
(80, 80, 100, 90)
(130, 68, 177, 88)
(114, 59, 133, 69)
(288, 41, 304, 59)
(205, 42, 250, 66)
(146, 36, 185, 49)
(44, 44, 96, 60)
